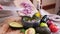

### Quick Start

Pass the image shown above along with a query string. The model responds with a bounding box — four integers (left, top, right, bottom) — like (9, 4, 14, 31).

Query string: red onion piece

(0, 5, 3, 10)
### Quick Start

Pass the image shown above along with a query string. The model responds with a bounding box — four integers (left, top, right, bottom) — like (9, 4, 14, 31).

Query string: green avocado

(36, 27, 51, 34)
(8, 22, 23, 28)
(25, 28, 35, 34)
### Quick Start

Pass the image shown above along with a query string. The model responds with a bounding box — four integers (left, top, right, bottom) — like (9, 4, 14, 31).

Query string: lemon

(35, 11, 41, 18)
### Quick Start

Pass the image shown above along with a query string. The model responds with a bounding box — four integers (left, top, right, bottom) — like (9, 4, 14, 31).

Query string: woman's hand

(0, 17, 22, 34)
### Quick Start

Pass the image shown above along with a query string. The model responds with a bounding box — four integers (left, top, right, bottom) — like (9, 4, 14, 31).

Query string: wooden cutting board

(0, 17, 22, 34)
(0, 10, 13, 18)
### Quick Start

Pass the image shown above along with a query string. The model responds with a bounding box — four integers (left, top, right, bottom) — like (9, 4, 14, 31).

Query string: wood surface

(0, 17, 22, 34)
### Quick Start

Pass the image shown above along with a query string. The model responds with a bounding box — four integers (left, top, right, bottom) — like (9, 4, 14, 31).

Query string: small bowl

(21, 16, 40, 28)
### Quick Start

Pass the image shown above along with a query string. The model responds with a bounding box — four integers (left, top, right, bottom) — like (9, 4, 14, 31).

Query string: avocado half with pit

(8, 22, 23, 29)
(25, 28, 35, 34)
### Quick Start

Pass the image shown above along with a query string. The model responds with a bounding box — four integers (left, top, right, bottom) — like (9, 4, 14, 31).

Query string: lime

(40, 22, 48, 27)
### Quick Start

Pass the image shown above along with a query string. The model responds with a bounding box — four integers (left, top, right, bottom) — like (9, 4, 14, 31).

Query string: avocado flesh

(9, 22, 23, 28)
(25, 28, 35, 34)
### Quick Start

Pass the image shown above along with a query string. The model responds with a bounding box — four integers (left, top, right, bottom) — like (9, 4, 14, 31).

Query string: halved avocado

(25, 28, 35, 34)
(8, 22, 23, 28)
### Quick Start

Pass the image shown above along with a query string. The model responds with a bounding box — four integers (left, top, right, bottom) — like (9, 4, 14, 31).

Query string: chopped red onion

(0, 5, 3, 10)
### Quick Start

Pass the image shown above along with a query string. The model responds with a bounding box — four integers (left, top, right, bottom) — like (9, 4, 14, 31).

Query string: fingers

(6, 30, 20, 34)
(0, 23, 9, 34)
(0, 17, 22, 34)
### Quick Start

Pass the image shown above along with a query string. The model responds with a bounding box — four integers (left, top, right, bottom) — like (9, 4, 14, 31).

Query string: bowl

(21, 16, 40, 28)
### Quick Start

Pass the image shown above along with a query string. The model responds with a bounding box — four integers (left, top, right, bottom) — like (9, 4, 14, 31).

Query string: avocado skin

(36, 27, 51, 34)
(9, 26, 23, 30)
(9, 23, 23, 29)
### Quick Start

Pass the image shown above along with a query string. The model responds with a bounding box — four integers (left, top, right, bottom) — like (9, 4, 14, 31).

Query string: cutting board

(0, 10, 13, 18)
